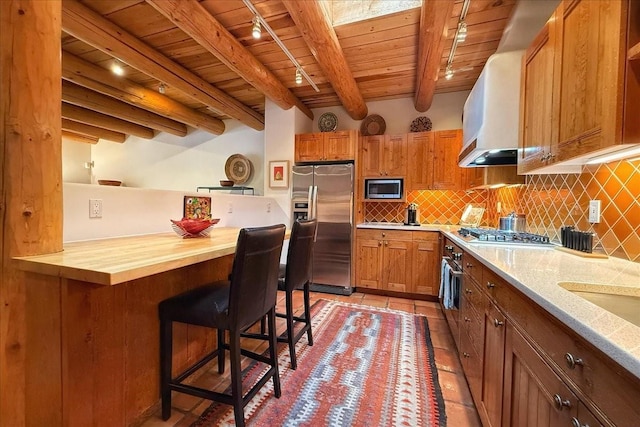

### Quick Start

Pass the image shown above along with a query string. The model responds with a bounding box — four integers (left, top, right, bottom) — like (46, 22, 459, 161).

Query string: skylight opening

(321, 0, 422, 26)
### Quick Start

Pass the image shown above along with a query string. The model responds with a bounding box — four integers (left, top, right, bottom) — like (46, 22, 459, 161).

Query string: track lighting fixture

(445, 65, 454, 80)
(158, 83, 166, 94)
(456, 22, 468, 43)
(252, 16, 261, 39)
(111, 60, 124, 76)
(242, 0, 319, 91)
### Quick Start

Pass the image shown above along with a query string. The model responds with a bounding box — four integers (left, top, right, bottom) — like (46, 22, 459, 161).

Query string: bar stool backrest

(229, 224, 286, 331)
(284, 219, 317, 292)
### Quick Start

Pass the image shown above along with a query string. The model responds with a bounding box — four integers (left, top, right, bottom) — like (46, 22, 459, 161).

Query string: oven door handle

(442, 256, 463, 277)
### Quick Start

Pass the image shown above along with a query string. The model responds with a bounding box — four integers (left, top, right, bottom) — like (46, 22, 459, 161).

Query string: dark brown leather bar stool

(247, 219, 317, 370)
(158, 224, 285, 427)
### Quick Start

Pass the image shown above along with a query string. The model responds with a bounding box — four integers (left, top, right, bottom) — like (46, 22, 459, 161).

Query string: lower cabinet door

(411, 233, 439, 295)
(382, 239, 412, 292)
(480, 302, 507, 427)
(503, 323, 579, 427)
(355, 238, 383, 289)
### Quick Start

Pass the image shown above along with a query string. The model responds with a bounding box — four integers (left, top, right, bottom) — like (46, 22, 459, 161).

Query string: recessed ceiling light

(111, 60, 125, 76)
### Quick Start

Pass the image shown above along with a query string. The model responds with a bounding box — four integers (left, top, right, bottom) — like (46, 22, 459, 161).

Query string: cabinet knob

(378, 241, 382, 246)
(571, 417, 588, 427)
(462, 352, 470, 358)
(445, 245, 454, 252)
(465, 288, 472, 294)
(384, 241, 388, 246)
(553, 394, 571, 411)
(564, 353, 584, 369)
(494, 318, 504, 327)
(486, 282, 496, 289)
(466, 262, 473, 268)
(464, 317, 471, 322)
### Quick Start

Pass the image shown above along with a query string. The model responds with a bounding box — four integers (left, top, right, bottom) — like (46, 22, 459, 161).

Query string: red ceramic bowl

(170, 218, 220, 237)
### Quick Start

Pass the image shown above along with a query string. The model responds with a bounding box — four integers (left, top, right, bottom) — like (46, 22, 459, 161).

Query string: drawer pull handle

(553, 394, 571, 410)
(466, 262, 473, 268)
(571, 417, 589, 427)
(494, 319, 504, 327)
(464, 317, 471, 322)
(486, 282, 496, 289)
(462, 352, 470, 358)
(445, 245, 454, 251)
(565, 353, 584, 369)
(465, 288, 472, 294)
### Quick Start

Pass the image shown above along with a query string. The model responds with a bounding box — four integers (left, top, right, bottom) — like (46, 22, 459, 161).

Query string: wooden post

(1, 0, 64, 425)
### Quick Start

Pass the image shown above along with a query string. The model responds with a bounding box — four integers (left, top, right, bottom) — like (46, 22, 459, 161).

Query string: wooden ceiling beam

(62, 80, 187, 136)
(146, 0, 313, 120)
(282, 0, 368, 120)
(62, 130, 99, 144)
(62, 0, 265, 131)
(414, 0, 455, 112)
(61, 118, 126, 143)
(62, 103, 155, 140)
(62, 51, 225, 135)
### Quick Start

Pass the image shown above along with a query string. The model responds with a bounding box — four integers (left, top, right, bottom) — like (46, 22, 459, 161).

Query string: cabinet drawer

(463, 252, 483, 285)
(460, 299, 484, 358)
(485, 269, 640, 426)
(412, 231, 439, 242)
(357, 229, 412, 241)
(459, 330, 482, 400)
(461, 277, 488, 317)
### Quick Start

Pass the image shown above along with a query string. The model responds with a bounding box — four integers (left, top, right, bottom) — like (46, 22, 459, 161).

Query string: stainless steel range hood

(459, 50, 525, 167)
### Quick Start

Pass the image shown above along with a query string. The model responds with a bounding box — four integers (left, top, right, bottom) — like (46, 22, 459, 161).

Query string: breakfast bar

(12, 227, 273, 426)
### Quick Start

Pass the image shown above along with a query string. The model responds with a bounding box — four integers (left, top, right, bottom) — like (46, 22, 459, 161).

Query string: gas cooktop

(458, 227, 552, 245)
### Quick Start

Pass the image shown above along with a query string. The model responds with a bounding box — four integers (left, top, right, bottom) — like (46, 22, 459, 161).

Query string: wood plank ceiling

(60, 0, 517, 143)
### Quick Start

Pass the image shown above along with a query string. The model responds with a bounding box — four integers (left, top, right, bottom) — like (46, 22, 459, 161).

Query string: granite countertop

(442, 230, 640, 380)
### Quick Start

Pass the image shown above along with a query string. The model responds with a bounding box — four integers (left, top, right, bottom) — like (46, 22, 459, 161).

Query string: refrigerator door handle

(311, 185, 318, 220)
(307, 186, 313, 220)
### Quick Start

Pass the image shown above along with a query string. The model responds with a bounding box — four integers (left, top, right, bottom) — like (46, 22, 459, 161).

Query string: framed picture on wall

(269, 160, 289, 188)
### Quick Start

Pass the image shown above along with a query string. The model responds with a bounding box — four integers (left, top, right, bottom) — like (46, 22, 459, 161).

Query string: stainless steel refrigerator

(291, 163, 353, 295)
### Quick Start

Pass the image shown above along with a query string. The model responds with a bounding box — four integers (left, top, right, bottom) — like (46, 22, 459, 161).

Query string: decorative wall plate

(360, 114, 386, 136)
(410, 116, 432, 132)
(318, 112, 338, 132)
(225, 154, 253, 184)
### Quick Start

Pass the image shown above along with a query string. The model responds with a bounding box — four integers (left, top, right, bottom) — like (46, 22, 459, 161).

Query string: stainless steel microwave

(364, 178, 403, 199)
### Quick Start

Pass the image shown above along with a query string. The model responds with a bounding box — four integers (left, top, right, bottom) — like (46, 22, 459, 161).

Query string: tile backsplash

(363, 159, 639, 262)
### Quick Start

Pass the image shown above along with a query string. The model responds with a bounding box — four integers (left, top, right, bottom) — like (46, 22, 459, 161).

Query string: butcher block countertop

(13, 227, 251, 286)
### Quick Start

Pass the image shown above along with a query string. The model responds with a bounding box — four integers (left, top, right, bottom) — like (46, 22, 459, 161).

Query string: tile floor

(142, 291, 481, 427)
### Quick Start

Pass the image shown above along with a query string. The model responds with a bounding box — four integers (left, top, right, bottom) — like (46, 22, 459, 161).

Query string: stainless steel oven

(440, 239, 463, 332)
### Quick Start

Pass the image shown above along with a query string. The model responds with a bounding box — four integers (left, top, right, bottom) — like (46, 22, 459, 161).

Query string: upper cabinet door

(295, 133, 324, 163)
(407, 131, 434, 190)
(518, 21, 557, 174)
(431, 130, 463, 190)
(360, 135, 384, 176)
(323, 130, 356, 161)
(553, 0, 626, 160)
(381, 134, 407, 177)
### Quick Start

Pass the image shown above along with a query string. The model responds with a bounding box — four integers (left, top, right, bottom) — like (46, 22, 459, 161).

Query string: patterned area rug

(192, 299, 446, 426)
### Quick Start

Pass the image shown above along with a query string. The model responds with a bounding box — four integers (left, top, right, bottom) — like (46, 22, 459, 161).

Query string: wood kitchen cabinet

(519, 0, 635, 174)
(411, 232, 440, 296)
(355, 229, 412, 292)
(294, 130, 356, 163)
(450, 246, 640, 427)
(356, 229, 440, 296)
(407, 130, 463, 190)
(360, 134, 407, 177)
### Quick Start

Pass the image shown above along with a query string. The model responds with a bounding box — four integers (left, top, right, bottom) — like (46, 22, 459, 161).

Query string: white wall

(63, 183, 288, 242)
(62, 138, 92, 184)
(88, 120, 265, 193)
(310, 91, 469, 134)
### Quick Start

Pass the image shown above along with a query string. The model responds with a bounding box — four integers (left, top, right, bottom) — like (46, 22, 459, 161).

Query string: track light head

(295, 68, 303, 85)
(456, 22, 468, 42)
(445, 65, 454, 80)
(252, 16, 261, 39)
(158, 83, 166, 94)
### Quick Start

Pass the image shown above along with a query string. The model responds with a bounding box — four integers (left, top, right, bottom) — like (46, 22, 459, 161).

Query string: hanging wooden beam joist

(62, 0, 265, 130)
(282, 0, 367, 120)
(62, 103, 155, 139)
(62, 51, 225, 135)
(414, 0, 455, 112)
(62, 129, 99, 144)
(61, 118, 126, 143)
(62, 80, 187, 136)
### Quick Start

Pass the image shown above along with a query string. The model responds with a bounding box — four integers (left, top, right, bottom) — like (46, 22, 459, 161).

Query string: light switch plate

(588, 200, 601, 223)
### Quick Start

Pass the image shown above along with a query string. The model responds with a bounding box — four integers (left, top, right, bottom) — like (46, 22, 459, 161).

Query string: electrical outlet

(227, 202, 233, 214)
(496, 201, 502, 214)
(589, 200, 601, 223)
(89, 199, 102, 218)
(266, 202, 271, 213)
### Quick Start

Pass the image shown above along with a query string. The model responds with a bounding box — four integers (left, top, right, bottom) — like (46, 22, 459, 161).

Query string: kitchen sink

(559, 282, 640, 327)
